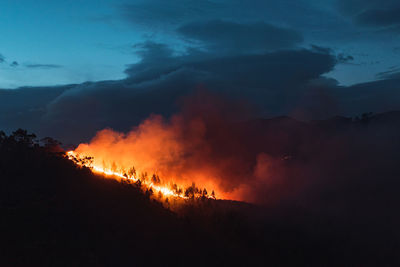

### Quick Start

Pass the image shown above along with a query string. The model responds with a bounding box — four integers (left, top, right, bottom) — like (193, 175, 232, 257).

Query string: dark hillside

(2, 112, 400, 267)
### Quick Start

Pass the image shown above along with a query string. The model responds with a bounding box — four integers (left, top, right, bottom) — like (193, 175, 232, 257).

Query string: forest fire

(63, 112, 255, 203)
(66, 150, 216, 201)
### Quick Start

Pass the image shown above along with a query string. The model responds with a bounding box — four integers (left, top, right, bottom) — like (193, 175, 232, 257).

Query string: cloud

(376, 67, 400, 79)
(177, 20, 303, 53)
(337, 53, 354, 64)
(336, 0, 400, 30)
(356, 7, 400, 28)
(0, 13, 399, 146)
(25, 64, 63, 69)
(310, 45, 333, 54)
(120, 0, 337, 32)
(10, 61, 19, 67)
(0, 41, 331, 143)
(2, 35, 400, 144)
(0, 85, 73, 136)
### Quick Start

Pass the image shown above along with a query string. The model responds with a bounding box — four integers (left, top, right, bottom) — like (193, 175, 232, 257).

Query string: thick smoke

(74, 90, 400, 207)
(74, 91, 281, 201)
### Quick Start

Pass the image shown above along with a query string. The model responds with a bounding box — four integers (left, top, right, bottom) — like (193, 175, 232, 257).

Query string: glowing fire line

(66, 151, 215, 200)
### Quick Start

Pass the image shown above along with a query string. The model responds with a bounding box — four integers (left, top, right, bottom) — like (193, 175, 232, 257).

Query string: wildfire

(66, 151, 216, 201)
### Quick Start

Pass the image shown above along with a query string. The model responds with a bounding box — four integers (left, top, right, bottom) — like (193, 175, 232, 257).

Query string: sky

(0, 0, 138, 88)
(0, 0, 399, 88)
(1, 0, 400, 142)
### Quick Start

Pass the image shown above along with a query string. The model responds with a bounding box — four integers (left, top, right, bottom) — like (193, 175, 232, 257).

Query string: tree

(354, 112, 373, 124)
(10, 129, 37, 147)
(202, 188, 208, 197)
(77, 156, 94, 168)
(172, 183, 178, 194)
(140, 172, 148, 182)
(0, 131, 6, 144)
(184, 184, 196, 199)
(152, 174, 161, 184)
(40, 137, 62, 152)
(177, 188, 183, 195)
(145, 188, 154, 199)
(135, 179, 142, 188)
(128, 166, 136, 178)
(361, 112, 373, 123)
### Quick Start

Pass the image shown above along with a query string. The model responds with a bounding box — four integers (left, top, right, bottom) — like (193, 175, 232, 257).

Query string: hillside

(1, 111, 400, 266)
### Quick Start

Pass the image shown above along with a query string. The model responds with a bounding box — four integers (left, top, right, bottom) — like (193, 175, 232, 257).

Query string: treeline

(70, 151, 217, 207)
(0, 128, 62, 152)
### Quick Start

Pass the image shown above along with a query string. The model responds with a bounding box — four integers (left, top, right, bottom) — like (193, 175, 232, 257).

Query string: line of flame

(67, 151, 198, 199)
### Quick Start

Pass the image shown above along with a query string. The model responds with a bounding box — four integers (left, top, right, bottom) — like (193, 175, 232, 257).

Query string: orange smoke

(71, 114, 250, 201)
(67, 91, 286, 202)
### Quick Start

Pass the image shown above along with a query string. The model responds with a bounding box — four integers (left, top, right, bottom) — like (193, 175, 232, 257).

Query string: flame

(63, 113, 257, 203)
(66, 150, 215, 201)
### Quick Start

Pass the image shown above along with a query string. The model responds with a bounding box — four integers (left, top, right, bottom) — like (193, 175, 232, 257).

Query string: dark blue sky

(1, 0, 399, 88)
(1, 0, 400, 143)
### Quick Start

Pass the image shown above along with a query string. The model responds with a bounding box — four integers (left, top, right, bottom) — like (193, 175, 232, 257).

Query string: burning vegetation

(67, 150, 216, 206)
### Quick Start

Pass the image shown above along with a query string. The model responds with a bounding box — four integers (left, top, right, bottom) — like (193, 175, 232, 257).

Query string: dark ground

(1, 112, 400, 266)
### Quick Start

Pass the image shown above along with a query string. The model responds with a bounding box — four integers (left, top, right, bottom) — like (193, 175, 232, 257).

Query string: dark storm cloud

(356, 8, 400, 28)
(336, 0, 400, 30)
(120, 0, 342, 37)
(2, 3, 400, 145)
(177, 20, 303, 53)
(2, 34, 400, 145)
(25, 64, 63, 69)
(0, 85, 74, 136)
(37, 45, 335, 143)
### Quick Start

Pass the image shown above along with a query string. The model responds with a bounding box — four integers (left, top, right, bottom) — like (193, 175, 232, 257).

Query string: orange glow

(65, 114, 256, 203)
(67, 150, 215, 201)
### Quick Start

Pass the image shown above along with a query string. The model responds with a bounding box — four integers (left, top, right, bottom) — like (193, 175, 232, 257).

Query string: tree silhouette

(0, 131, 6, 144)
(128, 166, 136, 178)
(140, 172, 148, 182)
(152, 174, 161, 184)
(10, 129, 37, 147)
(40, 137, 62, 152)
(202, 188, 208, 197)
